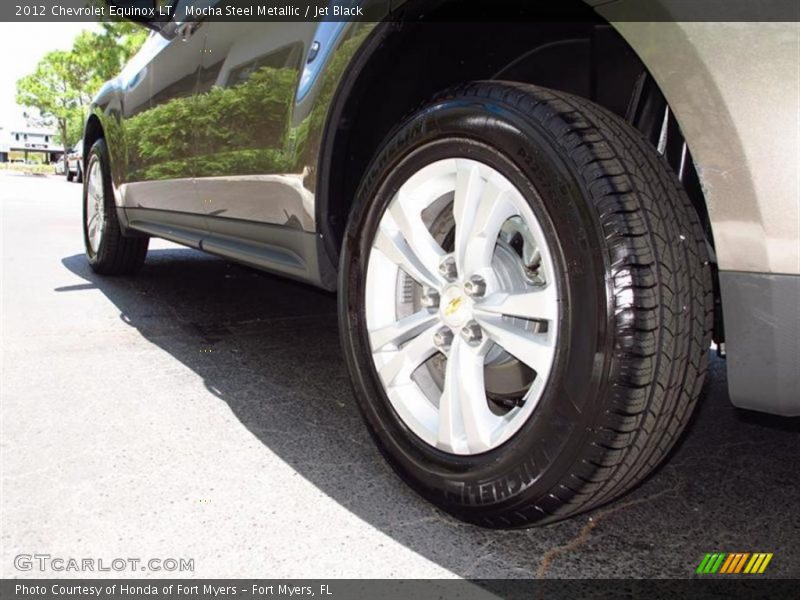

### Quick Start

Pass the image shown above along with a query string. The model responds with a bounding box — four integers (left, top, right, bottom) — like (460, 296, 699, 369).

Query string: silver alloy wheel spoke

(438, 337, 500, 453)
(85, 159, 105, 254)
(473, 284, 558, 322)
(88, 168, 99, 201)
(374, 321, 441, 388)
(474, 315, 556, 377)
(365, 158, 560, 455)
(373, 224, 441, 291)
(460, 181, 519, 278)
(369, 309, 439, 351)
(452, 160, 483, 272)
(87, 213, 99, 242)
(389, 190, 447, 278)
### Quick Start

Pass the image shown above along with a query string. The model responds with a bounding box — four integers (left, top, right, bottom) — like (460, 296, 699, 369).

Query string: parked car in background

(80, 1, 799, 528)
(53, 159, 66, 176)
(66, 140, 83, 182)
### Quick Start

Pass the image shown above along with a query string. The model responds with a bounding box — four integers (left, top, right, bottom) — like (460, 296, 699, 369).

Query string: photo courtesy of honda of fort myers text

(0, 0, 798, 598)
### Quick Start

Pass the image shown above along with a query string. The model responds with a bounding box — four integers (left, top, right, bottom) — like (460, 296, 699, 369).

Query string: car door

(120, 3, 206, 229)
(192, 18, 318, 235)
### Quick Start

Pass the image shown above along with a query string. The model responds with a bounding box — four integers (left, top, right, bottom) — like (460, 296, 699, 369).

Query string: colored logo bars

(696, 553, 773, 574)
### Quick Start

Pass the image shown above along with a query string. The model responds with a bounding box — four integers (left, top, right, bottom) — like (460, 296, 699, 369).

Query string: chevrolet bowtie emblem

(445, 296, 463, 317)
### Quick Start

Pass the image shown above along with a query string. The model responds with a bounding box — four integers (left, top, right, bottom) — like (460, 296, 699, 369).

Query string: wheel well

(83, 115, 104, 164)
(319, 6, 714, 265)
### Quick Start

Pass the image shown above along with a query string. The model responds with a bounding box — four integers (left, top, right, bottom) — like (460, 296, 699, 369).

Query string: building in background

(0, 123, 61, 163)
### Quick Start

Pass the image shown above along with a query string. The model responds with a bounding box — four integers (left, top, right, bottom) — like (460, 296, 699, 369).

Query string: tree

(15, 23, 148, 169)
(72, 22, 147, 92)
(16, 50, 90, 169)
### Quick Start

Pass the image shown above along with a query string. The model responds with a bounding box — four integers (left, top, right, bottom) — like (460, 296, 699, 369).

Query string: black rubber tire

(66, 170, 74, 182)
(76, 164, 83, 184)
(83, 138, 149, 275)
(339, 82, 713, 528)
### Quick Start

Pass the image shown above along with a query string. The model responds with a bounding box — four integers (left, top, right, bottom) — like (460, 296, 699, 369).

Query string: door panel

(193, 20, 318, 233)
(121, 15, 205, 216)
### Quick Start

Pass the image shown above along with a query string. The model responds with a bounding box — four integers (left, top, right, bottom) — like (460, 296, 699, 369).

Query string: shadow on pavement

(59, 248, 800, 578)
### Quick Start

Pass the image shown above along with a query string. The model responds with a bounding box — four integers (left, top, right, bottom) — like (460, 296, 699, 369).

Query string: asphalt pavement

(1, 172, 798, 579)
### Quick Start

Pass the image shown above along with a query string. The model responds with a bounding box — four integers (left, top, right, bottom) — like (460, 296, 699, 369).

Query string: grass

(1, 162, 58, 176)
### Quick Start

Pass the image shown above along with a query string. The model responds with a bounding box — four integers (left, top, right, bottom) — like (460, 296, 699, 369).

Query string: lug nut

(433, 327, 454, 349)
(460, 320, 483, 345)
(438, 256, 457, 282)
(420, 288, 440, 309)
(464, 275, 486, 298)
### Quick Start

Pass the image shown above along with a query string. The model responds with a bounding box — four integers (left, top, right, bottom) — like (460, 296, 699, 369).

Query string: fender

(609, 18, 799, 276)
(85, 80, 129, 209)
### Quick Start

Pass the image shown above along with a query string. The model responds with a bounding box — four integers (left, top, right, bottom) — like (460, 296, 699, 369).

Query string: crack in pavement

(535, 483, 681, 579)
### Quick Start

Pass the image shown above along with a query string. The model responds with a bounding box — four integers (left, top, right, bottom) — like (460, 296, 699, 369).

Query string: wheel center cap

(440, 285, 471, 328)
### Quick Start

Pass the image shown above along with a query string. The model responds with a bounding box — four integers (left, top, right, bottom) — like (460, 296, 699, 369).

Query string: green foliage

(126, 65, 297, 180)
(15, 22, 373, 182)
(195, 67, 295, 156)
(75, 22, 148, 92)
(16, 49, 87, 154)
(1, 162, 55, 175)
(15, 23, 148, 153)
(125, 25, 373, 181)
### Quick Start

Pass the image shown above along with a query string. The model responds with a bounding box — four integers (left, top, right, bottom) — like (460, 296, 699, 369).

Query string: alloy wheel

(364, 158, 559, 455)
(85, 158, 105, 255)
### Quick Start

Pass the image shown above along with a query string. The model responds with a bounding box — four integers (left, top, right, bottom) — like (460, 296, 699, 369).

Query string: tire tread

(429, 82, 712, 526)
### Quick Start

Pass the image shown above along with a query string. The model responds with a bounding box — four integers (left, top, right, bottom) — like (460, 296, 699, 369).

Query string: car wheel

(76, 164, 83, 183)
(66, 170, 74, 182)
(339, 82, 713, 527)
(83, 138, 149, 275)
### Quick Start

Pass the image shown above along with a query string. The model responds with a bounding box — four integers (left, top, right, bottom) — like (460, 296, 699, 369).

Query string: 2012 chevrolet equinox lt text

(80, 1, 800, 528)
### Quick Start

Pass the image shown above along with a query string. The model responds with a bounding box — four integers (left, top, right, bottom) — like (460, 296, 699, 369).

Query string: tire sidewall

(339, 98, 614, 519)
